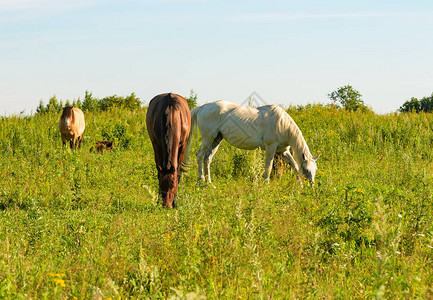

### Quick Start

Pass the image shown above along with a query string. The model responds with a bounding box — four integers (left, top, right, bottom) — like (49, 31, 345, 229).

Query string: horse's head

(61, 106, 74, 130)
(301, 153, 319, 183)
(157, 168, 179, 208)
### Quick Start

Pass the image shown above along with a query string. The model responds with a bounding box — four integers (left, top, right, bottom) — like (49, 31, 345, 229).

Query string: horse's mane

(61, 106, 75, 122)
(269, 105, 311, 160)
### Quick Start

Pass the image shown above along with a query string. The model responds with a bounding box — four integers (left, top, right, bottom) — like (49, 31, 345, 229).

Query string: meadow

(1, 104, 433, 299)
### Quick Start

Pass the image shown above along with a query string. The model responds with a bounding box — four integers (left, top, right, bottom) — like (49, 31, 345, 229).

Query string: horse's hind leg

(204, 133, 223, 183)
(264, 143, 279, 181)
(196, 139, 214, 182)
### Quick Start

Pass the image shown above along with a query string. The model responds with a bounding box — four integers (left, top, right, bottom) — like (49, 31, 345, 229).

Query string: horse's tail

(181, 105, 201, 170)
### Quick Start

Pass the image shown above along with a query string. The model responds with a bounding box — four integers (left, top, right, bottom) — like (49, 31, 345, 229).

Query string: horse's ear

(313, 154, 320, 161)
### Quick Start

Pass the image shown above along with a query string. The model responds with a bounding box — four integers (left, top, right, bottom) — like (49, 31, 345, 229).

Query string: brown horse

(146, 93, 192, 208)
(59, 106, 85, 149)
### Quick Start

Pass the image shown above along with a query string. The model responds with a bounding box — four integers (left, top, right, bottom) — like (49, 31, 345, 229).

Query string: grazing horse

(146, 93, 192, 208)
(59, 106, 85, 150)
(189, 100, 318, 183)
(90, 140, 114, 153)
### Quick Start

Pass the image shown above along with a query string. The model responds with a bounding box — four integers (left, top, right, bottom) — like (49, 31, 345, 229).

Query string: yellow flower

(54, 278, 66, 287)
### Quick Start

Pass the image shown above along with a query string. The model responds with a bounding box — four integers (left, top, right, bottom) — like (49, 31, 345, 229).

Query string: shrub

(399, 93, 433, 113)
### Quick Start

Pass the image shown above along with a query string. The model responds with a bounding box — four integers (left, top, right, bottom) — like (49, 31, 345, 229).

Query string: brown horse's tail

(182, 105, 201, 170)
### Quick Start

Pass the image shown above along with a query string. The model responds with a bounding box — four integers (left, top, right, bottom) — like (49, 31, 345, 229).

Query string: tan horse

(59, 106, 85, 149)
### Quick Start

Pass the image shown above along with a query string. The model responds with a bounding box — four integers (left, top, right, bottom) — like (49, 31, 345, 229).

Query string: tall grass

(1, 106, 433, 298)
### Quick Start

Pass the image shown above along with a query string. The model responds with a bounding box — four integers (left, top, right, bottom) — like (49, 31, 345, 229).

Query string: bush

(36, 91, 142, 114)
(399, 93, 433, 113)
(185, 89, 198, 110)
(101, 122, 132, 149)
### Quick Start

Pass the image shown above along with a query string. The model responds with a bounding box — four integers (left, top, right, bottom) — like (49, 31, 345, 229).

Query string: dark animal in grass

(146, 93, 192, 208)
(90, 140, 114, 153)
(59, 106, 85, 149)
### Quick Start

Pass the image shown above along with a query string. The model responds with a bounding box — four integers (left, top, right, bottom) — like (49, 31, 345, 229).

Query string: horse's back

(73, 107, 85, 136)
(146, 93, 191, 165)
(147, 93, 190, 138)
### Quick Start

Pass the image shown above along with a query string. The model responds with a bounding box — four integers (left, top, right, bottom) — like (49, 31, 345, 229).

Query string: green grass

(1, 105, 433, 298)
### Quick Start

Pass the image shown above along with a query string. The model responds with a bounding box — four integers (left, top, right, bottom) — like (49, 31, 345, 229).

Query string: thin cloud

(0, 0, 97, 12)
(0, 0, 98, 23)
(226, 12, 399, 22)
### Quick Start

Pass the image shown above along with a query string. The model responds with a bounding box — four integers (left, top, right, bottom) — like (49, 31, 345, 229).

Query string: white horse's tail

(182, 105, 201, 170)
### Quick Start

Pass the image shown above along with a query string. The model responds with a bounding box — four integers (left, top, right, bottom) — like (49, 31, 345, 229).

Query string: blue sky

(1, 0, 432, 115)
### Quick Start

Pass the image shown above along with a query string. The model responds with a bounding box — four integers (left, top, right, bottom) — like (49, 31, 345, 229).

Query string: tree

(185, 89, 198, 110)
(399, 93, 433, 113)
(81, 90, 99, 112)
(327, 85, 366, 112)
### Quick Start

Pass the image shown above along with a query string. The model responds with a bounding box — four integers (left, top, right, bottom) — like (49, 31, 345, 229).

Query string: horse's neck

(286, 121, 310, 163)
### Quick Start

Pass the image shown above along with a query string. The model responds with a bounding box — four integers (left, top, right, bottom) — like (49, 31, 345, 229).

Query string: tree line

(35, 87, 433, 115)
(398, 94, 433, 113)
(36, 91, 142, 114)
(36, 90, 198, 114)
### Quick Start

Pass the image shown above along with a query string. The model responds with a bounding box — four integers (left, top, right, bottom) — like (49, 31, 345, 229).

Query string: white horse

(189, 100, 319, 183)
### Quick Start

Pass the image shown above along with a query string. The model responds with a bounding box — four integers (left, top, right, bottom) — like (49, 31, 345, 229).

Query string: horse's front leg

(61, 135, 67, 148)
(280, 150, 299, 173)
(264, 143, 278, 182)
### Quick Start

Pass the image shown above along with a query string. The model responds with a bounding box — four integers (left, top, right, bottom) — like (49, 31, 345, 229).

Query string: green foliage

(185, 89, 198, 110)
(36, 91, 142, 114)
(327, 85, 369, 112)
(399, 93, 433, 113)
(36, 95, 63, 114)
(101, 122, 132, 149)
(2, 105, 433, 298)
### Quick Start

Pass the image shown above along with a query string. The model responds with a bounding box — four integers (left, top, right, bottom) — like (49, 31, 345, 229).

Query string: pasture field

(1, 105, 433, 299)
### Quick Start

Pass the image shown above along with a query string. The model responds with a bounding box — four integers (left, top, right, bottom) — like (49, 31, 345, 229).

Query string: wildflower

(398, 214, 403, 218)
(355, 188, 364, 194)
(54, 278, 66, 287)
